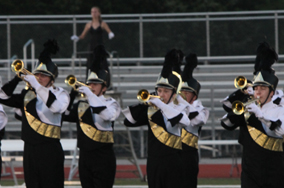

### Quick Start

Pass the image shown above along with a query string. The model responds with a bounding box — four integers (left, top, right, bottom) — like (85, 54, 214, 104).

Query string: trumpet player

(221, 77, 254, 113)
(122, 49, 190, 188)
(64, 45, 120, 188)
(0, 104, 8, 181)
(221, 42, 284, 188)
(0, 39, 69, 188)
(175, 53, 209, 188)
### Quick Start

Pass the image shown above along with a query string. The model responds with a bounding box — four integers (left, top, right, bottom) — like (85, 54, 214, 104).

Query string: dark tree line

(1, 0, 284, 15)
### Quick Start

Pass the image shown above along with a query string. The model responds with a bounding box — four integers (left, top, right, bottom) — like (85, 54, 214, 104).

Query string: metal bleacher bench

(1, 139, 77, 185)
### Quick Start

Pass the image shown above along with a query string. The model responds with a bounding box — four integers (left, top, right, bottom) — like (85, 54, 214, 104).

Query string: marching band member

(0, 39, 69, 188)
(176, 53, 209, 188)
(220, 42, 284, 188)
(64, 45, 120, 188)
(122, 49, 190, 188)
(0, 104, 8, 181)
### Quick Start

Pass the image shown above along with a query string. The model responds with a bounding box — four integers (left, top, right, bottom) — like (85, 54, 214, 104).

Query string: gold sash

(24, 90, 61, 139)
(248, 125, 283, 152)
(181, 129, 198, 149)
(147, 106, 182, 150)
(78, 102, 114, 143)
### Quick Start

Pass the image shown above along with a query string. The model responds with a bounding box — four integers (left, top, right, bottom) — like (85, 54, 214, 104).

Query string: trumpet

(137, 89, 161, 102)
(11, 59, 33, 76)
(234, 76, 247, 90)
(232, 97, 260, 115)
(65, 75, 91, 90)
(11, 59, 35, 89)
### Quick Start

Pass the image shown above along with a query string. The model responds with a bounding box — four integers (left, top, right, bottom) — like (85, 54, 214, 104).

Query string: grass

(0, 178, 241, 186)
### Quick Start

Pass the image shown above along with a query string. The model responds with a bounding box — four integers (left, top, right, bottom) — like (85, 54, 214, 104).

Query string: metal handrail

(3, 54, 284, 65)
(23, 39, 35, 70)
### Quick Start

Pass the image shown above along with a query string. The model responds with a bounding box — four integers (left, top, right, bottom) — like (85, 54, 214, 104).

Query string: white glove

(108, 32, 115, 39)
(78, 86, 105, 107)
(176, 94, 188, 105)
(247, 86, 254, 95)
(78, 86, 93, 98)
(23, 75, 41, 90)
(71, 35, 79, 42)
(148, 97, 164, 107)
(149, 97, 179, 119)
(246, 103, 263, 118)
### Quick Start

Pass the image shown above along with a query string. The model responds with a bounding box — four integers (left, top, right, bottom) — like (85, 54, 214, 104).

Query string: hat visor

(155, 83, 174, 90)
(33, 70, 53, 77)
(181, 86, 196, 93)
(86, 79, 104, 85)
(253, 81, 271, 88)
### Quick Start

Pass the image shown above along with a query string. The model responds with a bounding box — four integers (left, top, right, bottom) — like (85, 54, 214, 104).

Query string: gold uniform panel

(24, 90, 61, 139)
(181, 129, 198, 149)
(78, 101, 114, 143)
(148, 106, 182, 150)
(248, 125, 283, 152)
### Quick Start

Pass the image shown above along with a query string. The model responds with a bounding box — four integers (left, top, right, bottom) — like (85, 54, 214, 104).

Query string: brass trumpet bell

(137, 89, 160, 102)
(65, 75, 77, 88)
(232, 100, 245, 115)
(65, 75, 91, 89)
(11, 59, 36, 90)
(232, 97, 260, 115)
(234, 76, 247, 90)
(11, 59, 33, 76)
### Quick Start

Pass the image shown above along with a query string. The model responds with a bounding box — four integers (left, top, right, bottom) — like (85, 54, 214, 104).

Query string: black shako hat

(181, 53, 201, 98)
(155, 49, 182, 94)
(86, 45, 110, 87)
(33, 39, 59, 80)
(253, 42, 278, 91)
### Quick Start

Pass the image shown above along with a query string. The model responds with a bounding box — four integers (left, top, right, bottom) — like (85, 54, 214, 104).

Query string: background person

(71, 6, 114, 81)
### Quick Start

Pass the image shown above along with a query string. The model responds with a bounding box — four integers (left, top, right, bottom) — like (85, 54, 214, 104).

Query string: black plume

(90, 45, 109, 73)
(161, 49, 178, 78)
(182, 53, 198, 81)
(38, 39, 59, 64)
(254, 42, 278, 74)
(172, 49, 184, 74)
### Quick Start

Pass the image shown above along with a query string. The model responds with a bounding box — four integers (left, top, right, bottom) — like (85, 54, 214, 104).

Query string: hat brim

(86, 79, 104, 85)
(33, 70, 53, 77)
(253, 81, 272, 89)
(155, 83, 175, 90)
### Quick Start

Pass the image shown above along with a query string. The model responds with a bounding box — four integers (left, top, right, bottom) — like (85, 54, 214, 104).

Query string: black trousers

(241, 147, 284, 188)
(0, 152, 2, 181)
(23, 142, 64, 188)
(181, 148, 199, 188)
(147, 153, 183, 188)
(79, 147, 116, 188)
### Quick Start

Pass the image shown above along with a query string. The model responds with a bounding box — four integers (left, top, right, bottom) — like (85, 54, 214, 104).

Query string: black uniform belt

(181, 129, 198, 149)
(148, 106, 182, 150)
(78, 101, 114, 143)
(247, 125, 283, 152)
(24, 90, 60, 139)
